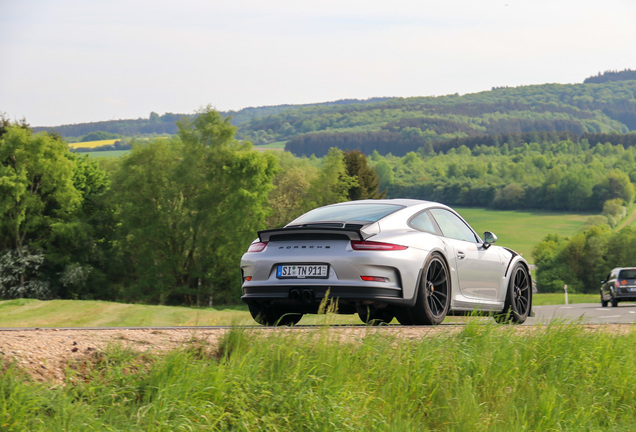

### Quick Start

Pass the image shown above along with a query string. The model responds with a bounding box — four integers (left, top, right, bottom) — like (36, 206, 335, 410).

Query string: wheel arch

(408, 248, 452, 308)
(505, 258, 533, 318)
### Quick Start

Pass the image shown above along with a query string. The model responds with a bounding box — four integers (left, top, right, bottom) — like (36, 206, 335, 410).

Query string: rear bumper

(241, 284, 407, 313)
(614, 287, 636, 300)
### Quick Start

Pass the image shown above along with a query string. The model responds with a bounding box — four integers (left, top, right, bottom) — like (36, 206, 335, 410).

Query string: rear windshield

(292, 203, 403, 224)
(618, 269, 636, 280)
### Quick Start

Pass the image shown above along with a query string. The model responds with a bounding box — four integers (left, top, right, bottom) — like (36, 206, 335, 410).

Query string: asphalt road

(527, 302, 636, 325)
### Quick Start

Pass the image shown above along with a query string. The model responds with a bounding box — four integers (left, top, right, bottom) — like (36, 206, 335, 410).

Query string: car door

(429, 208, 505, 302)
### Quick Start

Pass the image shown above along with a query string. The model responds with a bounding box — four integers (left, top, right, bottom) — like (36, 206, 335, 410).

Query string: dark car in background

(601, 267, 636, 307)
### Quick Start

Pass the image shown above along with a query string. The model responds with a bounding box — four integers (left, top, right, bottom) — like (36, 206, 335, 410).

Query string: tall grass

(2, 323, 635, 431)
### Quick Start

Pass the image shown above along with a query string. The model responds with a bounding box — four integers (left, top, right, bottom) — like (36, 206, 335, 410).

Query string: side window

(429, 208, 479, 243)
(409, 211, 438, 234)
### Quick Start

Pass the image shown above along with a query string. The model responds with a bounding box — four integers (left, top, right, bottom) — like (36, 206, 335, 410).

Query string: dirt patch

(0, 324, 632, 385)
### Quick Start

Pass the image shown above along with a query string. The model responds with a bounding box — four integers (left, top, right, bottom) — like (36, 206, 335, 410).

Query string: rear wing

(258, 223, 378, 242)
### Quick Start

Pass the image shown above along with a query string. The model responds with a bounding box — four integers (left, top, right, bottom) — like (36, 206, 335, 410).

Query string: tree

(533, 234, 576, 293)
(305, 148, 357, 208)
(267, 152, 318, 227)
(343, 150, 385, 200)
(605, 227, 636, 268)
(0, 121, 81, 297)
(112, 107, 277, 305)
(592, 170, 635, 208)
(45, 153, 114, 299)
(560, 225, 611, 293)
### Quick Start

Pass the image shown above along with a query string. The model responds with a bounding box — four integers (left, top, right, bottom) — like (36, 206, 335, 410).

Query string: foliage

(33, 112, 193, 138)
(533, 226, 636, 293)
(304, 148, 357, 209)
(0, 248, 50, 299)
(371, 138, 636, 212)
(7, 89, 636, 304)
(79, 131, 121, 142)
(0, 123, 81, 252)
(0, 121, 91, 298)
(244, 80, 636, 154)
(584, 68, 636, 84)
(2, 325, 636, 430)
(35, 81, 636, 154)
(343, 150, 385, 200)
(110, 107, 277, 305)
(265, 151, 318, 227)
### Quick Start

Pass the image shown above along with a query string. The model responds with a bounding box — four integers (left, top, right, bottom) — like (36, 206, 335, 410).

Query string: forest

(4, 71, 636, 302)
(35, 73, 636, 148)
(0, 110, 385, 305)
(3, 110, 636, 302)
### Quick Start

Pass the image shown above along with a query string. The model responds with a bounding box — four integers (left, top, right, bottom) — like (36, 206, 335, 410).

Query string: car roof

(327, 198, 439, 208)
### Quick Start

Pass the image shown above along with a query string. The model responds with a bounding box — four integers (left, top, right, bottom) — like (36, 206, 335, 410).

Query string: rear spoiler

(258, 224, 376, 242)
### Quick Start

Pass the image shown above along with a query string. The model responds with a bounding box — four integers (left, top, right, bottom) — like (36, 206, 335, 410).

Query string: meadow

(455, 207, 594, 262)
(67, 139, 120, 149)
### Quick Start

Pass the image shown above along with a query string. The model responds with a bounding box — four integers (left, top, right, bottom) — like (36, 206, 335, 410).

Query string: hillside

(266, 81, 636, 156)
(32, 76, 636, 157)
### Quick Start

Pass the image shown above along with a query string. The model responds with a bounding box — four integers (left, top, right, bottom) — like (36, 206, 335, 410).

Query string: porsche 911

(240, 199, 532, 326)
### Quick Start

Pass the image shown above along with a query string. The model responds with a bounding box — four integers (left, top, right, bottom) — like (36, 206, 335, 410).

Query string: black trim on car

(259, 226, 371, 242)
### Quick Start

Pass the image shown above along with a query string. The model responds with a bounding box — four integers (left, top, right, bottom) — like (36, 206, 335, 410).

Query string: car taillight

(351, 241, 408, 251)
(247, 242, 268, 253)
(361, 276, 388, 282)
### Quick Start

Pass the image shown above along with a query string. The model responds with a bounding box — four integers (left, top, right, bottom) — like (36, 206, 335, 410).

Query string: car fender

(502, 249, 533, 314)
(404, 247, 452, 307)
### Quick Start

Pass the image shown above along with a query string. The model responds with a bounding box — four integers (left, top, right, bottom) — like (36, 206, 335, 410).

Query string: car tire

(399, 253, 450, 325)
(601, 295, 608, 307)
(494, 263, 532, 324)
(248, 303, 303, 326)
(611, 296, 619, 307)
(358, 306, 394, 325)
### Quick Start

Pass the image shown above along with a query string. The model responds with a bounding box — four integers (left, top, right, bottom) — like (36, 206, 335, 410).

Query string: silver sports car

(241, 199, 532, 326)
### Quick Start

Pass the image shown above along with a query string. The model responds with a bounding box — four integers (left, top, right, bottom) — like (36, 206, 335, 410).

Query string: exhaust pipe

(301, 290, 314, 303)
(290, 289, 301, 301)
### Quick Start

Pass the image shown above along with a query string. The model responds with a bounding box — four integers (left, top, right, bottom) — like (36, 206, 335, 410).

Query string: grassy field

(254, 141, 286, 150)
(68, 139, 120, 149)
(0, 294, 599, 328)
(2, 323, 635, 430)
(0, 299, 254, 328)
(456, 207, 594, 262)
(83, 149, 130, 158)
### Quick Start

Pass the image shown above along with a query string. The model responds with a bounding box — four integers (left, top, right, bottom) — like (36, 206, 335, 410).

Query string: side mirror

(483, 231, 497, 248)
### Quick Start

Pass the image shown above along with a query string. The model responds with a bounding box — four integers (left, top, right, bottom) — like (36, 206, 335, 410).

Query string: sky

(1, 0, 635, 127)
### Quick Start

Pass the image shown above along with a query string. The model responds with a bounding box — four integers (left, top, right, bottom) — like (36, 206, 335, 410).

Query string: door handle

(457, 251, 466, 260)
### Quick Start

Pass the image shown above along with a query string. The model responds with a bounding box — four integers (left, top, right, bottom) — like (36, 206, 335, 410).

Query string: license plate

(277, 264, 328, 279)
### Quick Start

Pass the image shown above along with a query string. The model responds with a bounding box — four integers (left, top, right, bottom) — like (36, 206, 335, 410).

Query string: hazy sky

(1, 0, 635, 126)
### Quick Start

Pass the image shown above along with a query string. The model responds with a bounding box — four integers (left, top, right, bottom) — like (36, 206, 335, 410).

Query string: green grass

(254, 141, 286, 149)
(532, 293, 598, 305)
(0, 299, 254, 327)
(83, 149, 130, 157)
(2, 324, 635, 431)
(0, 295, 600, 329)
(0, 299, 366, 327)
(456, 207, 594, 262)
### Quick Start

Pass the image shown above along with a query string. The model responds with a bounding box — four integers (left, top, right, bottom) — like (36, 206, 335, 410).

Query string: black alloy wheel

(399, 253, 450, 325)
(495, 263, 531, 324)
